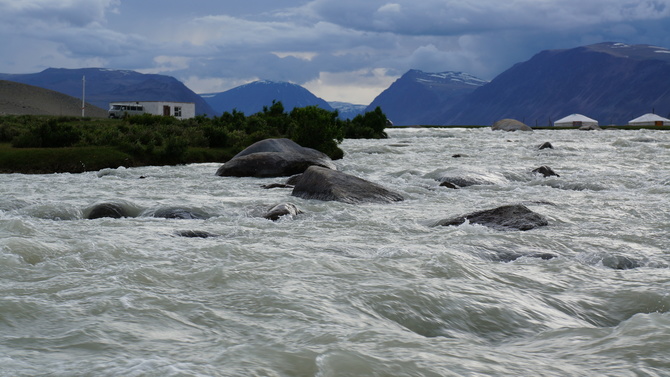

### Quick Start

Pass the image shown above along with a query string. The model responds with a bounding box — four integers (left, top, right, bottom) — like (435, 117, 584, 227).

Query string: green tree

(345, 106, 388, 139)
(288, 106, 344, 159)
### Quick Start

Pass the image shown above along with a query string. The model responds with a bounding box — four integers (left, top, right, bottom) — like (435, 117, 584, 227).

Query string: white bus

(108, 101, 195, 119)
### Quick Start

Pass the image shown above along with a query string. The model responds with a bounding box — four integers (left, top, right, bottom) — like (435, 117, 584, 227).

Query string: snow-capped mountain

(440, 42, 670, 125)
(365, 69, 488, 125)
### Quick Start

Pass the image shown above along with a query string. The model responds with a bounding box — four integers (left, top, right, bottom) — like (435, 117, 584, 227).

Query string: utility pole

(81, 75, 86, 117)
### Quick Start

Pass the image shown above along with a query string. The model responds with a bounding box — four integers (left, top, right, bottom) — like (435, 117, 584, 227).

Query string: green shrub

(12, 118, 81, 148)
(345, 106, 388, 139)
(288, 106, 344, 159)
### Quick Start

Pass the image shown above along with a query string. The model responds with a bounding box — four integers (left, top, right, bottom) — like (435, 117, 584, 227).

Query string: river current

(1, 127, 669, 376)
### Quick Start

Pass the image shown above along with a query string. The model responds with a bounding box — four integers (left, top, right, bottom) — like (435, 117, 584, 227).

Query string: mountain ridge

(439, 42, 670, 125)
(365, 69, 489, 125)
(201, 80, 335, 116)
(0, 68, 217, 116)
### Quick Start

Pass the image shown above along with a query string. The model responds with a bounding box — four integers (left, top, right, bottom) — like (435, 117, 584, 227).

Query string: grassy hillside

(0, 80, 107, 117)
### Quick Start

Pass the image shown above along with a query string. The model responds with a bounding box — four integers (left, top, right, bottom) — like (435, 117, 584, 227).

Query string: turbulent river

(1, 128, 669, 376)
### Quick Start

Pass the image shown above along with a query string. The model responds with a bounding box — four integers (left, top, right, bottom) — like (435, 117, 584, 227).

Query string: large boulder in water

(492, 119, 533, 132)
(216, 138, 336, 177)
(291, 166, 404, 204)
(435, 204, 548, 231)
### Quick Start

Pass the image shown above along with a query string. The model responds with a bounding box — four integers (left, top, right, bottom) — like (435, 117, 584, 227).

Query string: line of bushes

(0, 103, 389, 172)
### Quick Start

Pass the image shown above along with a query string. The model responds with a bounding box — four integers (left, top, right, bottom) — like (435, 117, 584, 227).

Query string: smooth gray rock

(285, 174, 303, 186)
(291, 166, 404, 204)
(579, 124, 602, 131)
(491, 119, 533, 132)
(216, 138, 336, 177)
(538, 142, 554, 150)
(263, 202, 302, 221)
(436, 204, 548, 231)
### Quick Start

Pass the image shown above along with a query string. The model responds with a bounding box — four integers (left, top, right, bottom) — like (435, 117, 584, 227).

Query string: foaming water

(1, 128, 669, 376)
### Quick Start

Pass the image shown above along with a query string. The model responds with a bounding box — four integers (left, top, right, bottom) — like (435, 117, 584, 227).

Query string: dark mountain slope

(201, 81, 334, 115)
(441, 43, 670, 126)
(365, 70, 488, 126)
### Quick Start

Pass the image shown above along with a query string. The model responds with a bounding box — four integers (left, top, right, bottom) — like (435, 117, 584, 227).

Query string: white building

(554, 114, 599, 127)
(108, 101, 195, 120)
(628, 113, 670, 126)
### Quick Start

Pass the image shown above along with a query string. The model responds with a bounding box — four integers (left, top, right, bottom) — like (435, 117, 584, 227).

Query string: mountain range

(439, 42, 670, 126)
(365, 70, 489, 125)
(1, 42, 669, 125)
(201, 80, 335, 116)
(0, 68, 217, 117)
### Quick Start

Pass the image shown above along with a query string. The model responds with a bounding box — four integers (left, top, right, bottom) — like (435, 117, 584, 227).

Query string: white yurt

(628, 113, 670, 126)
(554, 114, 599, 127)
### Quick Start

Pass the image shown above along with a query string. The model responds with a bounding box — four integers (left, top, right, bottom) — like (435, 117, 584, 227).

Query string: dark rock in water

(452, 154, 464, 158)
(602, 255, 641, 270)
(439, 181, 459, 189)
(175, 230, 219, 238)
(263, 202, 302, 221)
(538, 142, 554, 150)
(439, 176, 494, 188)
(286, 174, 303, 186)
(216, 138, 336, 178)
(292, 166, 404, 204)
(261, 183, 294, 189)
(151, 207, 207, 220)
(86, 203, 129, 219)
(491, 119, 533, 132)
(493, 251, 558, 262)
(532, 166, 560, 177)
(436, 204, 548, 231)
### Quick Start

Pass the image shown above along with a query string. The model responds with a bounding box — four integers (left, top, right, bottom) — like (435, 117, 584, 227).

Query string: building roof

(628, 113, 670, 124)
(554, 113, 598, 125)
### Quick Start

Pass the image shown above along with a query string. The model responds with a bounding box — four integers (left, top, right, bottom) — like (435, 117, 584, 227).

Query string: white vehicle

(108, 101, 196, 119)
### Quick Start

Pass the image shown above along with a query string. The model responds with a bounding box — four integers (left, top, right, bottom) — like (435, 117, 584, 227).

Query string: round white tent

(628, 113, 670, 126)
(554, 114, 599, 127)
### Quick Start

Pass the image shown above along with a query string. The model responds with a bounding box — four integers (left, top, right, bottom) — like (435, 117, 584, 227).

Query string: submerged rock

(532, 166, 560, 177)
(174, 230, 219, 238)
(538, 142, 554, 150)
(263, 202, 302, 221)
(150, 207, 208, 220)
(439, 181, 460, 189)
(601, 255, 641, 270)
(492, 251, 558, 262)
(86, 202, 130, 219)
(436, 204, 548, 231)
(291, 166, 404, 204)
(216, 138, 336, 178)
(261, 183, 294, 189)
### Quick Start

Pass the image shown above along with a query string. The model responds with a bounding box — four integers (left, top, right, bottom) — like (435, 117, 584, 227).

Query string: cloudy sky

(1, 0, 669, 104)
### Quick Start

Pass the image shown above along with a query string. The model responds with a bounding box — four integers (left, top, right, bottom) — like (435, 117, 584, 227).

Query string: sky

(1, 1, 670, 104)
